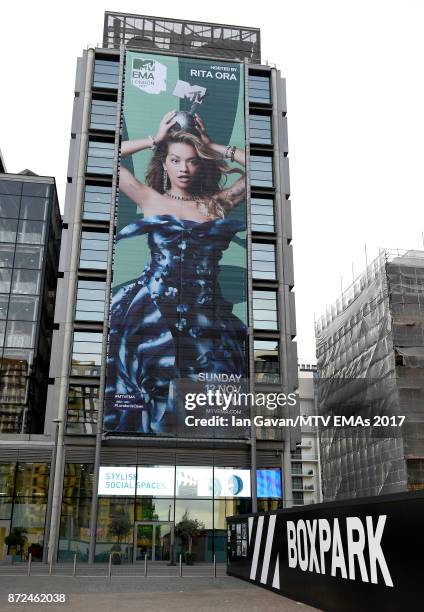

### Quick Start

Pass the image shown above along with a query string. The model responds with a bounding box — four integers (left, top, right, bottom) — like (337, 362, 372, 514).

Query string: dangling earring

(163, 168, 168, 192)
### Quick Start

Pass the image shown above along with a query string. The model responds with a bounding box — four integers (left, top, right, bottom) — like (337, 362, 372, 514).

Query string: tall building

(0, 172, 61, 433)
(0, 12, 298, 564)
(315, 249, 424, 501)
(0, 171, 60, 562)
(292, 361, 322, 506)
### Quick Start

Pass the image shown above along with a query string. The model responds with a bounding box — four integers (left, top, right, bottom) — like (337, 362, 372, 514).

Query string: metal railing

(1, 554, 221, 579)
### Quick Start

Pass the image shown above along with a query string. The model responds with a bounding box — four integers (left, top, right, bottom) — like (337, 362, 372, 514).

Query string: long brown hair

(145, 130, 243, 218)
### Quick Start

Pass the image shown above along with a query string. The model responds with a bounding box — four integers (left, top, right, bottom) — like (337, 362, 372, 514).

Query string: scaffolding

(315, 250, 424, 500)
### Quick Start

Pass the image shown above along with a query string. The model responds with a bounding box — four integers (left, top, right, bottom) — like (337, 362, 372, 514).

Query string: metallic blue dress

(105, 214, 247, 434)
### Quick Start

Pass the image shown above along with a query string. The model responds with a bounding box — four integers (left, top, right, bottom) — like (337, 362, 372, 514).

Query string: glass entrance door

(154, 523, 172, 561)
(0, 521, 10, 562)
(133, 522, 173, 562)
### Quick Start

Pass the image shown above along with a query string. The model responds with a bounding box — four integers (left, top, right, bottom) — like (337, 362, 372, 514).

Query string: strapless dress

(104, 214, 247, 433)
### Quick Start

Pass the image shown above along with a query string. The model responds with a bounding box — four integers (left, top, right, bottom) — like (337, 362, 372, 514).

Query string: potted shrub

(4, 527, 27, 561)
(109, 515, 132, 564)
(175, 510, 204, 565)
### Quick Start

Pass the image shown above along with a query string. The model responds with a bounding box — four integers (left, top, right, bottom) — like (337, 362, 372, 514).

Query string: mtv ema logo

(131, 57, 167, 94)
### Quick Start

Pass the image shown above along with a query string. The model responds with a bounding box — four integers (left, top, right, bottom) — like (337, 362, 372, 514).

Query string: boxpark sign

(227, 491, 424, 611)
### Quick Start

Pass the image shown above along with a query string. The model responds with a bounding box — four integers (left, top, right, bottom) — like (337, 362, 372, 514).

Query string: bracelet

(224, 145, 232, 159)
(149, 135, 157, 150)
(224, 145, 236, 162)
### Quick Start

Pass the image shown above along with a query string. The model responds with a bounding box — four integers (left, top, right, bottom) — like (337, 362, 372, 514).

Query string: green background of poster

(113, 51, 247, 322)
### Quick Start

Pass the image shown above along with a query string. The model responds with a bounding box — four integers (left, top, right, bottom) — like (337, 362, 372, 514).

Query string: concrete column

(47, 48, 95, 564)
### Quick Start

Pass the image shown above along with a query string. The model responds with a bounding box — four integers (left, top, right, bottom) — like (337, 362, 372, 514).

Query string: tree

(109, 515, 132, 564)
(175, 510, 204, 562)
(109, 515, 132, 546)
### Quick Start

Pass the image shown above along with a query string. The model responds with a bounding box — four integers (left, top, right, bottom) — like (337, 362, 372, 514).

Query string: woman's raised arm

(118, 166, 149, 209)
(121, 138, 154, 158)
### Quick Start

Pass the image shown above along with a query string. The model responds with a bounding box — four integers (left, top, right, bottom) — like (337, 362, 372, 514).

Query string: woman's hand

(195, 114, 211, 145)
(155, 110, 178, 143)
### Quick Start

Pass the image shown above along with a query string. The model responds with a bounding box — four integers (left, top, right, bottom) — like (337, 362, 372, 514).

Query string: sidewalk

(0, 563, 321, 612)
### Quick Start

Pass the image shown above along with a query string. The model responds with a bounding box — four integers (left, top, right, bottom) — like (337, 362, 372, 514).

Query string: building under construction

(315, 250, 424, 501)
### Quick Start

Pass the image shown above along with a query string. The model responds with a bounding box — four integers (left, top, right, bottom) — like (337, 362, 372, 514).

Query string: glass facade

(92, 58, 120, 90)
(254, 339, 280, 384)
(249, 113, 272, 144)
(79, 231, 109, 270)
(248, 74, 271, 104)
(250, 155, 273, 188)
(0, 462, 50, 561)
(75, 280, 106, 322)
(253, 289, 278, 331)
(0, 178, 60, 433)
(86, 141, 115, 175)
(82, 185, 112, 221)
(58, 463, 280, 562)
(90, 99, 117, 131)
(252, 242, 277, 280)
(251, 197, 274, 233)
(71, 331, 103, 377)
(67, 385, 99, 433)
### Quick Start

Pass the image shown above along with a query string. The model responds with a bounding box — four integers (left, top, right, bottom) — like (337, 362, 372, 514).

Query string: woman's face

(164, 143, 200, 190)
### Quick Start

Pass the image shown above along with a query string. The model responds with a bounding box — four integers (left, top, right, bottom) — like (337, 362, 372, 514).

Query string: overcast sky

(1, 1, 423, 359)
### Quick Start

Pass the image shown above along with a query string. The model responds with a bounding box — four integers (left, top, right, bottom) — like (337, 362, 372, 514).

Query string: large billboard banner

(104, 51, 247, 435)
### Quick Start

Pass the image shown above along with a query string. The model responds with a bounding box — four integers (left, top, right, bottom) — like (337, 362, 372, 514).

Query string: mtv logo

(133, 58, 156, 72)
(131, 57, 167, 94)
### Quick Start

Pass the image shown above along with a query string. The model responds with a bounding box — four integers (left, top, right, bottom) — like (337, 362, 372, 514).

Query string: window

(13, 245, 44, 270)
(249, 113, 272, 144)
(291, 462, 302, 475)
(82, 185, 112, 221)
(22, 183, 50, 198)
(93, 59, 120, 90)
(254, 339, 279, 384)
(292, 477, 303, 491)
(1, 349, 33, 376)
(248, 74, 271, 104)
(292, 491, 304, 505)
(86, 141, 115, 175)
(0, 245, 14, 269)
(11, 269, 41, 295)
(67, 385, 99, 433)
(19, 197, 48, 221)
(0, 195, 20, 218)
(5, 321, 36, 349)
(79, 231, 109, 270)
(0, 219, 18, 243)
(17, 220, 46, 245)
(0, 180, 22, 196)
(252, 242, 276, 280)
(250, 155, 273, 188)
(0, 295, 8, 319)
(0, 269, 12, 293)
(71, 331, 103, 377)
(251, 197, 274, 233)
(75, 280, 106, 321)
(253, 290, 278, 330)
(90, 99, 117, 131)
(7, 296, 39, 321)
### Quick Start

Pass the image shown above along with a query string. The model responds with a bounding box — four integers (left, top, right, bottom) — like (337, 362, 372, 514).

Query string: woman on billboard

(105, 111, 247, 434)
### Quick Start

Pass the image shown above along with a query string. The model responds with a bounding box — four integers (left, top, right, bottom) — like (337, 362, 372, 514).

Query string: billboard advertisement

(104, 51, 247, 435)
